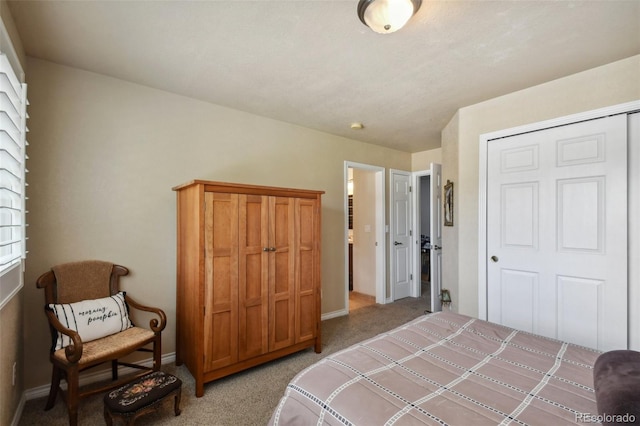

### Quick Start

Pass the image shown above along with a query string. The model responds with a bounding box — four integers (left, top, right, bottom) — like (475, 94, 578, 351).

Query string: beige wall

(440, 113, 460, 310)
(411, 148, 442, 172)
(442, 55, 640, 318)
(0, 289, 23, 426)
(23, 57, 412, 390)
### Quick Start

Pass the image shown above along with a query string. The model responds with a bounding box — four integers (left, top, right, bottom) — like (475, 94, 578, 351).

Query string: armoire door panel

(241, 305, 267, 358)
(243, 253, 263, 300)
(209, 194, 235, 250)
(273, 197, 291, 247)
(204, 192, 239, 371)
(273, 299, 291, 344)
(243, 195, 266, 247)
(269, 197, 295, 351)
(274, 252, 290, 294)
(206, 312, 234, 371)
(238, 194, 269, 361)
(298, 201, 315, 247)
(298, 293, 315, 341)
(211, 257, 232, 307)
(299, 251, 314, 293)
(296, 198, 317, 343)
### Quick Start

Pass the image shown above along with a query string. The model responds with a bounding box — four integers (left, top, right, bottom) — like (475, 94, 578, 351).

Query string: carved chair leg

(111, 359, 118, 381)
(66, 367, 79, 426)
(153, 336, 162, 371)
(44, 366, 61, 410)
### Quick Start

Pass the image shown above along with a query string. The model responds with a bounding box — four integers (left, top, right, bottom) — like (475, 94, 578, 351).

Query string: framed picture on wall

(444, 180, 453, 226)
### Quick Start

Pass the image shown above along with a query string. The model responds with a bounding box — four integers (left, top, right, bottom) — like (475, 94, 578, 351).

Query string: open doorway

(415, 174, 432, 309)
(413, 164, 442, 313)
(344, 162, 385, 313)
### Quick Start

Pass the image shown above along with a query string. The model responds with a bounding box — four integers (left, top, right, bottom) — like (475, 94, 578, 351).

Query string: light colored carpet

(19, 295, 428, 425)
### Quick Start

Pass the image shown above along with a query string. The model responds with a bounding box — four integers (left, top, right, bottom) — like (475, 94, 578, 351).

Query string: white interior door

(391, 170, 412, 300)
(487, 115, 627, 351)
(430, 163, 442, 312)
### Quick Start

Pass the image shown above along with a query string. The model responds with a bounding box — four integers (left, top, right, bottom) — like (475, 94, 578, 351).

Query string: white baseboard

(10, 393, 25, 426)
(23, 352, 176, 401)
(321, 308, 348, 320)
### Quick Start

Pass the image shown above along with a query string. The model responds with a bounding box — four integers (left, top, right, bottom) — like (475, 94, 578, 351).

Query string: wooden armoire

(172, 180, 323, 397)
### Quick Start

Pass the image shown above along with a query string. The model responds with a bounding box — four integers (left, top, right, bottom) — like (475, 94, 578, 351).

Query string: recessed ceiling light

(350, 122, 364, 130)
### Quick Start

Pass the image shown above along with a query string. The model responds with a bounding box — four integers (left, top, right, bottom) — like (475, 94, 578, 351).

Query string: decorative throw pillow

(47, 291, 133, 351)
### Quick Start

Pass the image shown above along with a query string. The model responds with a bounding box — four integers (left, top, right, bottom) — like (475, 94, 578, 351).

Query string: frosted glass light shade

(357, 0, 422, 34)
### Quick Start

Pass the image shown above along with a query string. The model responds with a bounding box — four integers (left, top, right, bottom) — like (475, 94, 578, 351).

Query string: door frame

(478, 100, 640, 321)
(412, 164, 442, 312)
(344, 161, 386, 310)
(411, 170, 429, 299)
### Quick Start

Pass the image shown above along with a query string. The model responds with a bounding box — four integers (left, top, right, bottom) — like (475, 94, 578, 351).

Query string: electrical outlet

(12, 362, 16, 386)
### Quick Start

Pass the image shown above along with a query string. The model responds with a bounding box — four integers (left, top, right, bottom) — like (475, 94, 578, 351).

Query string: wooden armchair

(36, 260, 166, 426)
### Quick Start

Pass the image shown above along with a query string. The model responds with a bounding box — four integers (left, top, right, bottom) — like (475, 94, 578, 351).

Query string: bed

(269, 311, 601, 425)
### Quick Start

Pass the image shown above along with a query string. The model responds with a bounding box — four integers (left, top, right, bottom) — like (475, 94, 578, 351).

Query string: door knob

(490, 255, 499, 263)
(394, 241, 402, 246)
(432, 245, 441, 250)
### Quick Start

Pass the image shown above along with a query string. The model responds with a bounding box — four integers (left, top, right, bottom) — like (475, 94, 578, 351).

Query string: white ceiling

(7, 0, 640, 153)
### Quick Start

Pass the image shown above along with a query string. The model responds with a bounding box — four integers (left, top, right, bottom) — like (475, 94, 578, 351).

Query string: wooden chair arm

(44, 308, 84, 363)
(125, 295, 167, 333)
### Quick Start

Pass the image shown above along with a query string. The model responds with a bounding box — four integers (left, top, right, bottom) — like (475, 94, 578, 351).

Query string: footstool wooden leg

(104, 404, 113, 426)
(174, 387, 182, 416)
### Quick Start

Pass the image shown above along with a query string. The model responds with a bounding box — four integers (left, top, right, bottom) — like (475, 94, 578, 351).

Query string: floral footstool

(103, 371, 182, 425)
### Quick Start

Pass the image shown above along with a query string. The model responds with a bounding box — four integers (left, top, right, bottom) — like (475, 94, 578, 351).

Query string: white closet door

(487, 114, 627, 351)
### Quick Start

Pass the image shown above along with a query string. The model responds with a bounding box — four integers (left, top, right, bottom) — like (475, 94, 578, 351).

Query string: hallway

(349, 278, 432, 312)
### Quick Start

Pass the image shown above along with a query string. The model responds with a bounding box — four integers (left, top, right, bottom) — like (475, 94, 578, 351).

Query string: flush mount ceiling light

(357, 0, 422, 34)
